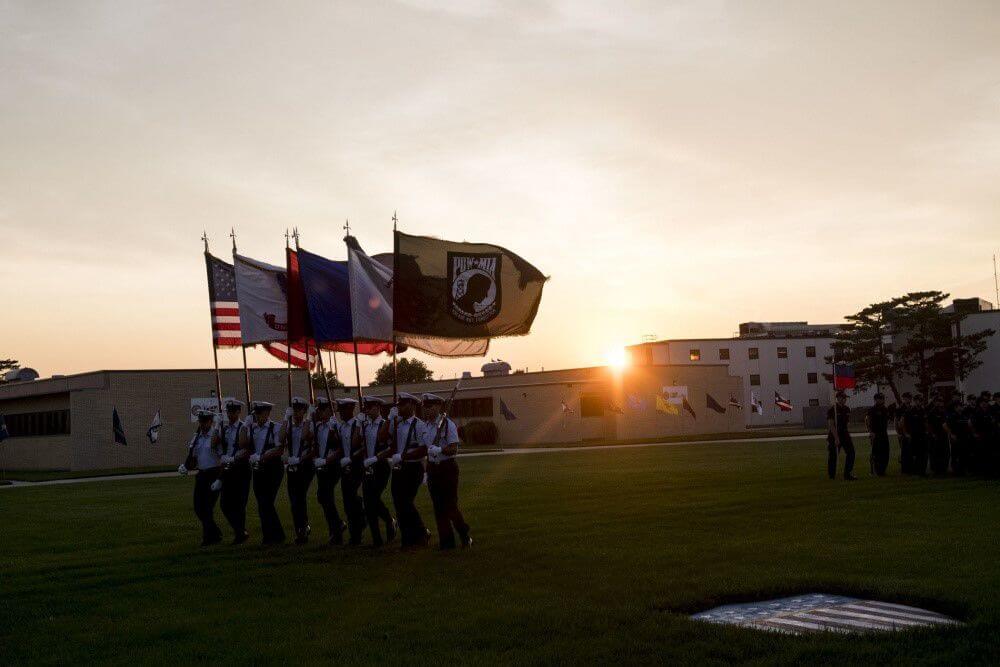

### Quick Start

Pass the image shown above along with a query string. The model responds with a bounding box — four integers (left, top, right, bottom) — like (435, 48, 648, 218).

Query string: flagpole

(231, 228, 253, 406)
(391, 211, 399, 407)
(344, 218, 364, 405)
(285, 229, 293, 408)
(203, 231, 223, 414)
(292, 227, 316, 405)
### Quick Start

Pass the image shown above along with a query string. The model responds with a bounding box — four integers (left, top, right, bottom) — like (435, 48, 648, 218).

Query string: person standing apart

(359, 396, 396, 547)
(219, 399, 251, 544)
(248, 401, 286, 545)
(827, 391, 856, 481)
(312, 397, 346, 545)
(422, 393, 472, 549)
(336, 398, 367, 546)
(865, 393, 891, 477)
(391, 393, 431, 549)
(282, 397, 315, 545)
(179, 410, 225, 546)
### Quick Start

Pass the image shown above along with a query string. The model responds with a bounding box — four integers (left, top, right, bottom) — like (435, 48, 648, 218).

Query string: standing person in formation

(865, 393, 891, 477)
(945, 395, 971, 476)
(360, 396, 396, 547)
(178, 409, 224, 546)
(311, 397, 346, 545)
(907, 394, 929, 476)
(219, 398, 251, 544)
(247, 401, 286, 545)
(282, 397, 315, 545)
(926, 394, 951, 476)
(336, 398, 366, 546)
(895, 393, 913, 474)
(422, 393, 472, 549)
(826, 391, 856, 481)
(971, 394, 997, 478)
(390, 392, 431, 549)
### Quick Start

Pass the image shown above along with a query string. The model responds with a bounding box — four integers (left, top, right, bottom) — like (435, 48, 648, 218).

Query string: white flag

(751, 392, 764, 415)
(146, 410, 162, 444)
(233, 254, 289, 345)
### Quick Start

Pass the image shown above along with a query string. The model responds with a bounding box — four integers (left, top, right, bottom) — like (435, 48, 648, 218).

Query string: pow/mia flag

(393, 231, 547, 342)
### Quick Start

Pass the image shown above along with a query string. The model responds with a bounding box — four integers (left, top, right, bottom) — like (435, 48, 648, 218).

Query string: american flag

(774, 391, 792, 412)
(204, 252, 316, 369)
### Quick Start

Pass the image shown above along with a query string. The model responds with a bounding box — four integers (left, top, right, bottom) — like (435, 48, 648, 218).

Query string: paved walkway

(1, 431, 868, 489)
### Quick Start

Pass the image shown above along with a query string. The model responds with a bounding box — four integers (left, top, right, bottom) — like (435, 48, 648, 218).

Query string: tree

(831, 299, 906, 401)
(0, 359, 19, 384)
(370, 357, 433, 386)
(311, 370, 345, 391)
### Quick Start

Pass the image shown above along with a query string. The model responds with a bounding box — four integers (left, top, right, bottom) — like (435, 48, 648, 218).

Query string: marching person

(865, 393, 891, 477)
(219, 398, 251, 544)
(390, 392, 431, 549)
(422, 393, 472, 549)
(895, 393, 913, 474)
(281, 397, 315, 545)
(247, 400, 286, 545)
(336, 398, 367, 546)
(826, 391, 856, 480)
(178, 409, 224, 547)
(360, 396, 396, 547)
(311, 396, 347, 545)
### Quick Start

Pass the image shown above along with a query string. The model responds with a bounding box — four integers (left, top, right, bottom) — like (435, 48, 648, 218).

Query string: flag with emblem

(655, 393, 679, 415)
(393, 231, 547, 346)
(146, 410, 162, 444)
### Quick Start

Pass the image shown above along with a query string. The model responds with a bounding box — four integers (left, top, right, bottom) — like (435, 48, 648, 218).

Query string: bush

(459, 420, 498, 446)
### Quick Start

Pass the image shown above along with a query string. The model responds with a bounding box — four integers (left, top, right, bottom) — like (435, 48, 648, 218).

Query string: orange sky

(2, 1, 999, 384)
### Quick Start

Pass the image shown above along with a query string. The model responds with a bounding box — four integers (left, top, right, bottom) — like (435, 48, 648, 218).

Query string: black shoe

(844, 474, 858, 481)
(386, 518, 398, 543)
(232, 531, 250, 545)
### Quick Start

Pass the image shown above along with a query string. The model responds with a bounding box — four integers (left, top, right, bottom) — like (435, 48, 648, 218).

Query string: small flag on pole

(560, 400, 574, 414)
(146, 410, 162, 444)
(706, 393, 726, 414)
(832, 363, 856, 390)
(0, 414, 8, 442)
(728, 395, 742, 410)
(751, 392, 764, 414)
(774, 391, 792, 412)
(655, 393, 680, 415)
(112, 408, 128, 446)
(682, 396, 697, 419)
(499, 397, 517, 421)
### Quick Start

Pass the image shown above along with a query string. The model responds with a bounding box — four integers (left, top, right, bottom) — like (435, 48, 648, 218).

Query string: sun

(606, 347, 629, 370)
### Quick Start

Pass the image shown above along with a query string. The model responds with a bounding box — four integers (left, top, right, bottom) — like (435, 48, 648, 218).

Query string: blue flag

(297, 249, 353, 343)
(112, 408, 128, 446)
(499, 397, 517, 421)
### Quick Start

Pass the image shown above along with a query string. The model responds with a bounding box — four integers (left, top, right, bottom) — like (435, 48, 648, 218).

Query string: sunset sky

(3, 1, 999, 384)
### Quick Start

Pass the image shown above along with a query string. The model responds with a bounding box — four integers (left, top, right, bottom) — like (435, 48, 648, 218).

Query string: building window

(449, 397, 493, 419)
(748, 347, 759, 360)
(777, 346, 788, 359)
(689, 349, 701, 361)
(806, 346, 816, 358)
(719, 348, 730, 360)
(749, 374, 760, 386)
(809, 399, 820, 407)
(778, 373, 789, 385)
(4, 410, 71, 437)
(580, 394, 606, 418)
(807, 372, 818, 384)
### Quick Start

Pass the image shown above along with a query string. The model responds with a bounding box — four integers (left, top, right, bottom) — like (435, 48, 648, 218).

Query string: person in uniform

(358, 396, 396, 547)
(895, 393, 913, 474)
(311, 397, 347, 545)
(865, 393, 891, 476)
(422, 393, 472, 549)
(390, 392, 431, 549)
(826, 391, 856, 480)
(247, 400, 286, 545)
(971, 394, 997, 478)
(336, 398, 367, 546)
(926, 394, 950, 476)
(281, 396, 315, 545)
(945, 395, 970, 476)
(907, 394, 929, 476)
(178, 409, 224, 546)
(218, 398, 251, 544)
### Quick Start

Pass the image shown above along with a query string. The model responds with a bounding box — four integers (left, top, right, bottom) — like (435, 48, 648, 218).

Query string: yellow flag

(656, 394, 679, 415)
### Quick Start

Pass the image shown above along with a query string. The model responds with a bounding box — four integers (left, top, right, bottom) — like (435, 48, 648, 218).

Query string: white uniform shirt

(249, 420, 278, 455)
(221, 420, 243, 457)
(191, 429, 221, 470)
(285, 419, 309, 458)
(394, 415, 428, 459)
(314, 418, 336, 459)
(424, 417, 460, 463)
(361, 416, 386, 458)
(337, 417, 362, 458)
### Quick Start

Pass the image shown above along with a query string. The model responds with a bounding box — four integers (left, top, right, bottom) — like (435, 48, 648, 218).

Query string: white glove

(428, 445, 442, 457)
(284, 407, 293, 419)
(363, 456, 378, 467)
(177, 464, 188, 475)
(288, 456, 300, 466)
(249, 453, 261, 464)
(388, 406, 399, 420)
(391, 453, 402, 466)
(313, 457, 326, 468)
(340, 456, 351, 468)
(210, 479, 223, 492)
(221, 455, 234, 465)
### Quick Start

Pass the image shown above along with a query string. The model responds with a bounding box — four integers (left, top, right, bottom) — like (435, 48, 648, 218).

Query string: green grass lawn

(3, 437, 999, 665)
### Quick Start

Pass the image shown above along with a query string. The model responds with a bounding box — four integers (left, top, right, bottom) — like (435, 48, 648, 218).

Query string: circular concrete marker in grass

(691, 593, 960, 635)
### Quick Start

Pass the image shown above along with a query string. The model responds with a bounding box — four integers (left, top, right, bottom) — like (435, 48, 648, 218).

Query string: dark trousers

(391, 462, 427, 547)
(363, 462, 394, 546)
(315, 467, 345, 542)
(827, 434, 855, 479)
(911, 435, 928, 476)
(220, 465, 252, 537)
(870, 431, 890, 476)
(341, 465, 366, 545)
(899, 434, 913, 474)
(194, 468, 223, 543)
(929, 433, 950, 476)
(427, 459, 469, 549)
(253, 463, 285, 544)
(287, 465, 315, 539)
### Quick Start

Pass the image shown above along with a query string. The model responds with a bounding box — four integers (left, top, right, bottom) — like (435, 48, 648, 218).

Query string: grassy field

(3, 437, 1000, 665)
